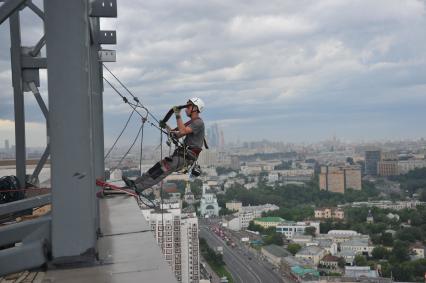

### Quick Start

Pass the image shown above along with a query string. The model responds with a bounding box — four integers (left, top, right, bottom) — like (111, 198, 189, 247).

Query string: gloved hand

(173, 106, 181, 115)
(170, 131, 179, 139)
(159, 120, 167, 129)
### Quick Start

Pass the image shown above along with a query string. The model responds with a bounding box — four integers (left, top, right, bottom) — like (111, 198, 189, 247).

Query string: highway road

(200, 225, 285, 283)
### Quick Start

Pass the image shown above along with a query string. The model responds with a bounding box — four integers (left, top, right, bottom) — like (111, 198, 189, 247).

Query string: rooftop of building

(338, 250, 357, 257)
(410, 241, 425, 249)
(340, 238, 369, 247)
(321, 254, 340, 262)
(254, 217, 284, 222)
(262, 244, 292, 258)
(296, 246, 325, 256)
(344, 266, 379, 278)
(291, 266, 320, 277)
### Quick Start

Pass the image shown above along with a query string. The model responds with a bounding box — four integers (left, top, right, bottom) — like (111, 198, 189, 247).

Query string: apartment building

(319, 165, 361, 193)
(276, 221, 320, 239)
(314, 207, 345, 220)
(149, 209, 200, 283)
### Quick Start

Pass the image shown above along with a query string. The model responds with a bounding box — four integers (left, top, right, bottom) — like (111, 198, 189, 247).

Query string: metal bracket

(98, 49, 116, 62)
(21, 47, 41, 92)
(89, 0, 117, 17)
(98, 30, 116, 44)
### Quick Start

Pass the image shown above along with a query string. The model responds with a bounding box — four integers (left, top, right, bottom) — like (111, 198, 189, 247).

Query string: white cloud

(0, 119, 47, 147)
(1, 0, 426, 144)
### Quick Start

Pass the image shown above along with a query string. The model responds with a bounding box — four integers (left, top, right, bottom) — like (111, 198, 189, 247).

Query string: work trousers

(134, 150, 194, 194)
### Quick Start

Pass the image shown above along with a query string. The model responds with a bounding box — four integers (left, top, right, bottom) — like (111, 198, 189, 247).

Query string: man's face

(185, 102, 194, 116)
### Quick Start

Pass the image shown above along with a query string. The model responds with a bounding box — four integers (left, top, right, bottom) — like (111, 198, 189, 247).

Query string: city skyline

(1, 0, 426, 147)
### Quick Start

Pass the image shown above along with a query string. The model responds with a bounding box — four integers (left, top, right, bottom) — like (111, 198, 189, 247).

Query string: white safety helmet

(188, 97, 205, 113)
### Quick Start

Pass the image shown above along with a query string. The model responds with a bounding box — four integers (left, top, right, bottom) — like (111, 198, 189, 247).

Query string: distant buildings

(183, 182, 195, 204)
(295, 246, 327, 265)
(364, 150, 426, 176)
(199, 184, 219, 217)
(340, 238, 374, 256)
(275, 169, 314, 183)
(4, 139, 9, 151)
(222, 203, 279, 230)
(398, 159, 426, 174)
(365, 150, 381, 176)
(239, 204, 279, 229)
(225, 201, 242, 212)
(319, 165, 361, 193)
(206, 123, 221, 148)
(345, 200, 425, 210)
(377, 160, 399, 176)
(344, 266, 379, 279)
(409, 242, 425, 259)
(276, 221, 320, 239)
(314, 207, 344, 220)
(230, 155, 240, 170)
(147, 208, 199, 283)
(366, 209, 374, 224)
(253, 217, 284, 228)
(261, 244, 292, 266)
(319, 255, 340, 270)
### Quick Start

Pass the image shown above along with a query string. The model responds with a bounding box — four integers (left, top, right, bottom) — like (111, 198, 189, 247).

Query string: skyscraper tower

(4, 139, 9, 151)
(207, 123, 220, 148)
(365, 150, 381, 176)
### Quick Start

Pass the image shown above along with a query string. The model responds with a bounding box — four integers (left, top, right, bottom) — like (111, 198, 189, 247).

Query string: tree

(264, 232, 283, 246)
(304, 226, 316, 237)
(381, 232, 394, 247)
(372, 246, 389, 260)
(287, 243, 301, 255)
(337, 257, 346, 268)
(219, 207, 236, 216)
(396, 227, 423, 243)
(391, 241, 410, 263)
(354, 255, 367, 266)
(247, 221, 264, 233)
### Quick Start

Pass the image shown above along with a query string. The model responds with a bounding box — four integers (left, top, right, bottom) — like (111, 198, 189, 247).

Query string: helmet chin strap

(186, 103, 199, 116)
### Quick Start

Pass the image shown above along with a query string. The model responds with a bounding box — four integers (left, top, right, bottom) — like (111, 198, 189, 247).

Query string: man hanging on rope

(123, 97, 206, 194)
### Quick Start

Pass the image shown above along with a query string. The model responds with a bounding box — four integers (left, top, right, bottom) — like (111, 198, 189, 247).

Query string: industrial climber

(123, 97, 206, 194)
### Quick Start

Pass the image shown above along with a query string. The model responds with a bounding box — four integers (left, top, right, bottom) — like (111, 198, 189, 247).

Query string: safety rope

(159, 129, 165, 252)
(103, 77, 184, 148)
(103, 64, 160, 124)
(104, 109, 135, 160)
(109, 122, 144, 173)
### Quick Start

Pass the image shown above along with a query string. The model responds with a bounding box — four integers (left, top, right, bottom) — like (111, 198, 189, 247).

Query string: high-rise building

(319, 166, 345, 193)
(207, 124, 220, 148)
(377, 160, 399, 176)
(377, 152, 399, 176)
(197, 150, 218, 167)
(319, 165, 362, 193)
(230, 155, 240, 170)
(148, 208, 200, 283)
(364, 150, 381, 176)
(4, 139, 9, 151)
(344, 166, 362, 190)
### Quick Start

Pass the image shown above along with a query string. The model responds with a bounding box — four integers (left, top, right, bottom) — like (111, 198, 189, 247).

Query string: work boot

(122, 176, 136, 189)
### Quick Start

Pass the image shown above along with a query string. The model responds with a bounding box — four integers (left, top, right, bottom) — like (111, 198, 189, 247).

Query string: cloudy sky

(1, 0, 426, 147)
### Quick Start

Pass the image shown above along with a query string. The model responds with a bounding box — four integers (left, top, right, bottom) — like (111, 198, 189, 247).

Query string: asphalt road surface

(200, 226, 285, 283)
